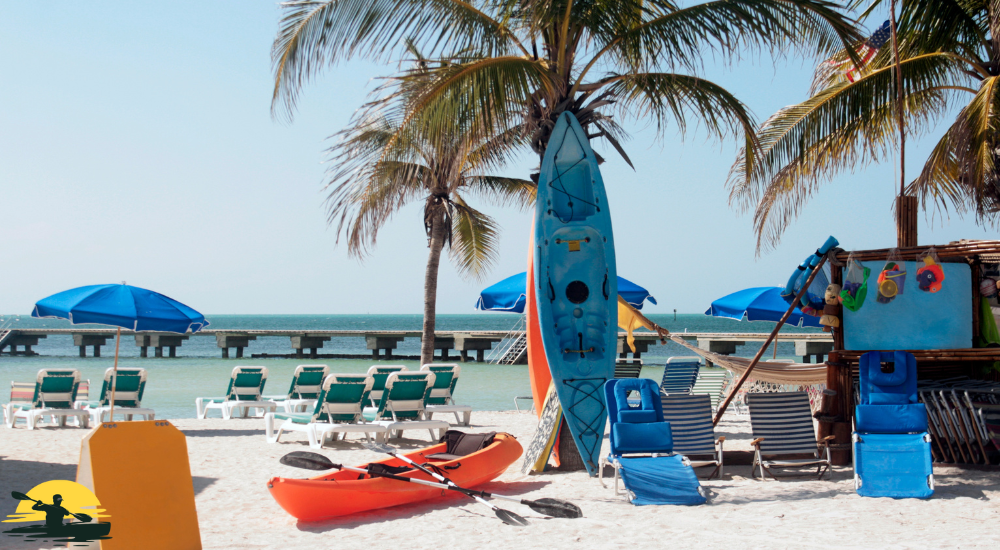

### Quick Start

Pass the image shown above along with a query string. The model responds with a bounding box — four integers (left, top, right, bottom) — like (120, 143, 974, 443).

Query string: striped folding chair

(747, 392, 833, 480)
(614, 359, 644, 379)
(690, 368, 732, 411)
(659, 357, 700, 396)
(661, 394, 725, 479)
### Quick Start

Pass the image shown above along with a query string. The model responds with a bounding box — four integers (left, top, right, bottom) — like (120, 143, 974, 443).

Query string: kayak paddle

(10, 492, 93, 523)
(362, 441, 582, 519)
(278, 452, 529, 527)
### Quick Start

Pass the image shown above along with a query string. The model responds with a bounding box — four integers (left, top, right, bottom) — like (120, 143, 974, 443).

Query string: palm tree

(272, 0, 862, 169)
(324, 56, 534, 365)
(728, 0, 1000, 253)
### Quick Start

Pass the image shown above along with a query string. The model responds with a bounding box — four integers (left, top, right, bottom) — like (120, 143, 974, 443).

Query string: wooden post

(93, 345, 100, 358)
(79, 345, 86, 358)
(713, 256, 829, 425)
(221, 347, 229, 359)
(897, 195, 918, 248)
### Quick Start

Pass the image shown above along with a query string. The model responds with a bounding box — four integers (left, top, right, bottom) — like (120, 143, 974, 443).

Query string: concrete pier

(1, 333, 45, 356)
(135, 334, 189, 358)
(0, 328, 834, 364)
(453, 335, 503, 362)
(73, 334, 110, 357)
(617, 336, 654, 360)
(366, 335, 405, 359)
(216, 333, 256, 359)
(291, 336, 332, 359)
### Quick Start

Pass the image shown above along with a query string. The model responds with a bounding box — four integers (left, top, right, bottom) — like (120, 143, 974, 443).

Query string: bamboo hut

(819, 239, 1000, 465)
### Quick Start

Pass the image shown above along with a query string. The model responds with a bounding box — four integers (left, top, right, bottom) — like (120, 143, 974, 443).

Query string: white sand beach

(1, 412, 998, 550)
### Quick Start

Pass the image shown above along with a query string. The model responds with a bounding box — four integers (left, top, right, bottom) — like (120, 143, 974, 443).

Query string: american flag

(846, 21, 891, 82)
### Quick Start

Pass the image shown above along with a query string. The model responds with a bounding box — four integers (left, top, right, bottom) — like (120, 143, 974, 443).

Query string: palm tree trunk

(421, 208, 448, 366)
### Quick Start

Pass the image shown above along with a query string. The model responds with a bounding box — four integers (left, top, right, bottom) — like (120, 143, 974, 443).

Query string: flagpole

(109, 326, 120, 422)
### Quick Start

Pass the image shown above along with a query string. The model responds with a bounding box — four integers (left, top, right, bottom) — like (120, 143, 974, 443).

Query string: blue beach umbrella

(705, 286, 821, 328)
(32, 283, 208, 419)
(33, 284, 208, 333)
(476, 272, 657, 313)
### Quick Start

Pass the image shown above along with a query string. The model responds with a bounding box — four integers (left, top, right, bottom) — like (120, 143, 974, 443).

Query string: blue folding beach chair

(853, 351, 933, 498)
(659, 357, 701, 396)
(599, 378, 706, 506)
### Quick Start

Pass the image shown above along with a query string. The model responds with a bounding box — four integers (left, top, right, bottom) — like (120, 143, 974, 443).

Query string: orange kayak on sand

(267, 433, 523, 522)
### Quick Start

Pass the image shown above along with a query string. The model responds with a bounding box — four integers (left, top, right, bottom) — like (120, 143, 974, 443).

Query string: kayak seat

(425, 430, 497, 461)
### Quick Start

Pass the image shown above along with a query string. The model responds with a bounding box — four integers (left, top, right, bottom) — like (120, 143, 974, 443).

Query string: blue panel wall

(844, 261, 972, 350)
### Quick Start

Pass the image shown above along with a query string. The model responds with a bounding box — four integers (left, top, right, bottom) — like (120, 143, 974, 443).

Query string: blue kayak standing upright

(533, 111, 618, 476)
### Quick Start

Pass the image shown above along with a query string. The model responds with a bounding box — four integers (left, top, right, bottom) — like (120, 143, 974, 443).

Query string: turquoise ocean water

(1, 314, 820, 418)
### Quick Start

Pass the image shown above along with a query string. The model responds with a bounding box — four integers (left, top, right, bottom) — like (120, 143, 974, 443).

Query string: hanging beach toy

(876, 249, 906, 304)
(840, 252, 870, 312)
(916, 247, 945, 293)
(981, 277, 999, 298)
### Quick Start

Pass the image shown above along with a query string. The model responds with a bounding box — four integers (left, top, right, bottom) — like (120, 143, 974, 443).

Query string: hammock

(669, 336, 828, 385)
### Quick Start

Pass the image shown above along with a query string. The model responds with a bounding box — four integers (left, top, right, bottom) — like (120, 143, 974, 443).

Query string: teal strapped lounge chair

(420, 363, 472, 426)
(748, 392, 833, 480)
(660, 357, 701, 396)
(366, 365, 407, 407)
(661, 394, 725, 479)
(81, 368, 154, 424)
(264, 373, 386, 447)
(6, 369, 88, 429)
(195, 366, 277, 419)
(364, 372, 449, 441)
(265, 364, 329, 413)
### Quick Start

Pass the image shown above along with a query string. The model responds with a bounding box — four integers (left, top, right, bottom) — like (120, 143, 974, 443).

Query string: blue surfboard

(533, 112, 617, 476)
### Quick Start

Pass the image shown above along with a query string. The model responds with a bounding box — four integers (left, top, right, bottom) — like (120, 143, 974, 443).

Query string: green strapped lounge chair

(195, 366, 276, 419)
(365, 365, 407, 407)
(364, 372, 450, 441)
(420, 363, 472, 426)
(81, 368, 154, 425)
(264, 373, 386, 448)
(265, 364, 329, 413)
(6, 369, 88, 429)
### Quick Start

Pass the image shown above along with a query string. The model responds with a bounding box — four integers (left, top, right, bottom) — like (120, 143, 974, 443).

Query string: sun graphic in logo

(4, 480, 109, 523)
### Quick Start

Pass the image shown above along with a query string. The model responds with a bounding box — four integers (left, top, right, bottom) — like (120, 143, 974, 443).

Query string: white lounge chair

(265, 364, 329, 412)
(80, 368, 155, 424)
(420, 363, 472, 426)
(264, 373, 386, 448)
(6, 369, 89, 429)
(195, 366, 277, 419)
(365, 372, 449, 441)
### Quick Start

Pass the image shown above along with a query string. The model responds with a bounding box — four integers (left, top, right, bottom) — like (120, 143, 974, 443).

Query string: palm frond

(270, 0, 525, 119)
(911, 75, 1000, 223)
(387, 56, 554, 152)
(588, 0, 863, 79)
(729, 53, 964, 253)
(601, 72, 759, 172)
(448, 192, 501, 280)
(461, 175, 537, 211)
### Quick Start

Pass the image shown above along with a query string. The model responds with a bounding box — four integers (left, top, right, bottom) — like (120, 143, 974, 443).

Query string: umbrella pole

(712, 256, 829, 425)
(109, 326, 120, 422)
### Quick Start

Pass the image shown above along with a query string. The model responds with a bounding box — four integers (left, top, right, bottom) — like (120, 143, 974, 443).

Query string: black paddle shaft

(10, 492, 93, 523)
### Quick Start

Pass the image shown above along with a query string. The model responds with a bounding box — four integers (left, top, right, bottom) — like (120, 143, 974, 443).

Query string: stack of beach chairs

(918, 377, 999, 465)
(852, 351, 934, 498)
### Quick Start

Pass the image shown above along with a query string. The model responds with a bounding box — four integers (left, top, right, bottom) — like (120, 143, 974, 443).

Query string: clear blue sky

(1, 2, 993, 315)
